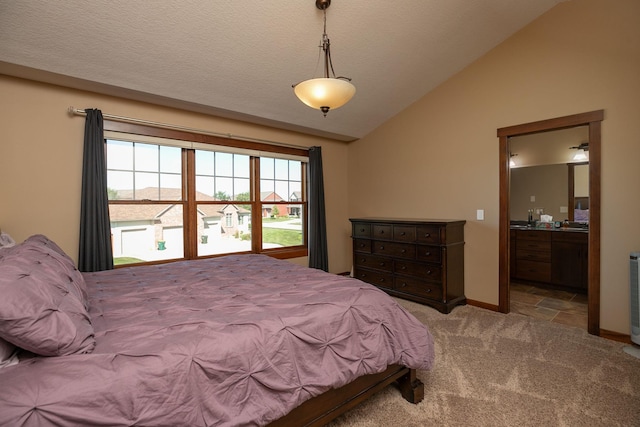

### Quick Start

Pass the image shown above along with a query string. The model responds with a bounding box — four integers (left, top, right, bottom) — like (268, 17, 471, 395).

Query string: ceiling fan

(569, 142, 589, 151)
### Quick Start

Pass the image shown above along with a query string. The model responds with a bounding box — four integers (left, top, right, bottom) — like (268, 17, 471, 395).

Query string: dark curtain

(308, 146, 328, 271)
(78, 109, 114, 272)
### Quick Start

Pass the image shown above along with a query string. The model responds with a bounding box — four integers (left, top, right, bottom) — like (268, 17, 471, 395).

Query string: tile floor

(510, 282, 588, 329)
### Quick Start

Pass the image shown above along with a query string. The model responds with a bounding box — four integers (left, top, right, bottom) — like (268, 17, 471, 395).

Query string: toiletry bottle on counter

(527, 209, 533, 226)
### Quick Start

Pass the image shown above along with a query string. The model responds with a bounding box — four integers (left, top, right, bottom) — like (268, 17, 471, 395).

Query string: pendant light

(292, 0, 355, 117)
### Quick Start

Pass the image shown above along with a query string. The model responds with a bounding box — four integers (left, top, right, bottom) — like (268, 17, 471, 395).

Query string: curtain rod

(67, 107, 308, 150)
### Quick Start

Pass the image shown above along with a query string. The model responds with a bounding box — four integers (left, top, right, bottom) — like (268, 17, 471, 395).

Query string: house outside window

(105, 124, 308, 266)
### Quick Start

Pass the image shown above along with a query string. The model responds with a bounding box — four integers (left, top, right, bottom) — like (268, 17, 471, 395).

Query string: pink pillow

(23, 234, 89, 308)
(0, 241, 95, 356)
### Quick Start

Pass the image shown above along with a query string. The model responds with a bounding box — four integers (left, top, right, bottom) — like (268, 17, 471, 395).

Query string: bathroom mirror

(509, 126, 589, 225)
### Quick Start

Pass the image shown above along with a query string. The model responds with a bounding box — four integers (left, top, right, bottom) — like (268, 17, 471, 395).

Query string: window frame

(104, 120, 309, 266)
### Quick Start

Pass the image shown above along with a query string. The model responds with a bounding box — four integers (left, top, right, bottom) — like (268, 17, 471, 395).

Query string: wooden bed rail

(269, 365, 424, 427)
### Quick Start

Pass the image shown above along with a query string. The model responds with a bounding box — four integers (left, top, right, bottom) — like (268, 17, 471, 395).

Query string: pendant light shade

(293, 0, 355, 116)
(293, 77, 356, 115)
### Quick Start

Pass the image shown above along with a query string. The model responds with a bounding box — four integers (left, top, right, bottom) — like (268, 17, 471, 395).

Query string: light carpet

(328, 299, 640, 426)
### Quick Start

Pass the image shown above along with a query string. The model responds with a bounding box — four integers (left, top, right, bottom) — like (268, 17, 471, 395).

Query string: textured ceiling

(0, 0, 565, 141)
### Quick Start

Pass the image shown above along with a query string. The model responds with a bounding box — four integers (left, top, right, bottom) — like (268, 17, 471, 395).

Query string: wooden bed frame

(269, 365, 424, 426)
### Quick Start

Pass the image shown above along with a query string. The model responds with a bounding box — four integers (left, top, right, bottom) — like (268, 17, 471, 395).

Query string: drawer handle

(379, 245, 384, 250)
(426, 270, 432, 275)
(400, 266, 406, 270)
(360, 258, 366, 263)
(379, 262, 385, 267)
(379, 230, 385, 235)
(424, 251, 431, 256)
(425, 288, 431, 293)
(378, 278, 385, 283)
(401, 249, 406, 254)
(401, 232, 406, 236)
(400, 282, 407, 288)
(360, 228, 365, 232)
(359, 243, 365, 248)
(424, 233, 430, 238)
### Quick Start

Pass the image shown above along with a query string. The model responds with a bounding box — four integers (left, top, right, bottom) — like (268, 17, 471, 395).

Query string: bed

(0, 235, 435, 426)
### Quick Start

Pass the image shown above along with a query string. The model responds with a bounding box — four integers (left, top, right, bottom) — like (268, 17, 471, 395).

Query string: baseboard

(466, 299, 500, 312)
(599, 329, 632, 344)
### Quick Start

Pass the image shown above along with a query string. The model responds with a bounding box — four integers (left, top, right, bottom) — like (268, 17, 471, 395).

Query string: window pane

(234, 154, 250, 178)
(196, 176, 215, 199)
(110, 203, 184, 265)
(196, 150, 214, 176)
(275, 181, 289, 201)
(275, 158, 289, 180)
(262, 205, 303, 248)
(233, 178, 250, 200)
(260, 181, 277, 201)
(215, 152, 233, 176)
(289, 182, 302, 202)
(215, 177, 232, 200)
(197, 204, 252, 256)
(107, 140, 133, 170)
(135, 143, 159, 172)
(160, 146, 181, 173)
(108, 171, 133, 199)
(160, 173, 181, 192)
(289, 161, 301, 182)
(135, 172, 159, 199)
(260, 157, 274, 179)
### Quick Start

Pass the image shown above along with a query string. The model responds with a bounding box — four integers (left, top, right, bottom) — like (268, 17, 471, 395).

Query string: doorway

(497, 110, 604, 335)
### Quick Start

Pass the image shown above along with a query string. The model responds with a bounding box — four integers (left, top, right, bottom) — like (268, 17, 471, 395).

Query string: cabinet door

(551, 241, 587, 290)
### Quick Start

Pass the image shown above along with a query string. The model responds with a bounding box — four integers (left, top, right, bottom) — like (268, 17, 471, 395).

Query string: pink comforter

(0, 254, 434, 426)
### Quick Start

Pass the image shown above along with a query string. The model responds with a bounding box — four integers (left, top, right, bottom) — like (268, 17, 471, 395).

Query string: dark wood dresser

(350, 218, 466, 314)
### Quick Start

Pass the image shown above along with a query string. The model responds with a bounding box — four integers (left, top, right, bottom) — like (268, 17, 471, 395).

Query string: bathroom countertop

(510, 224, 588, 233)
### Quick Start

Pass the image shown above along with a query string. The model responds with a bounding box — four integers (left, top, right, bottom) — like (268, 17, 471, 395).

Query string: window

(260, 157, 304, 249)
(105, 124, 308, 266)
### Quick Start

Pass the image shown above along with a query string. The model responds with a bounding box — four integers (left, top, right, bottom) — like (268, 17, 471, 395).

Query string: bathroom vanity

(510, 226, 588, 292)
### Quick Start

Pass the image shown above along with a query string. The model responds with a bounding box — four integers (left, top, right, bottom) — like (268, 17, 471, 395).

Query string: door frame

(497, 110, 604, 335)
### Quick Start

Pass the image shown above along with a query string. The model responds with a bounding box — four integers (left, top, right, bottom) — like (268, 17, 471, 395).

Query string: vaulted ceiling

(0, 0, 565, 141)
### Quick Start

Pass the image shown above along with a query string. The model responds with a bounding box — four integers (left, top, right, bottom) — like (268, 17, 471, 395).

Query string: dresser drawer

(394, 259, 442, 282)
(394, 277, 443, 301)
(354, 268, 393, 289)
(353, 238, 372, 253)
(517, 240, 550, 251)
(393, 225, 416, 242)
(416, 246, 442, 263)
(516, 260, 551, 282)
(516, 230, 550, 242)
(516, 249, 550, 262)
(354, 254, 392, 272)
(372, 241, 416, 259)
(416, 225, 441, 244)
(372, 224, 392, 239)
(353, 223, 371, 238)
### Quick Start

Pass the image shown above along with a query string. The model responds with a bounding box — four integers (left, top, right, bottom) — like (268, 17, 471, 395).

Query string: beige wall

(0, 76, 352, 274)
(348, 0, 640, 334)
